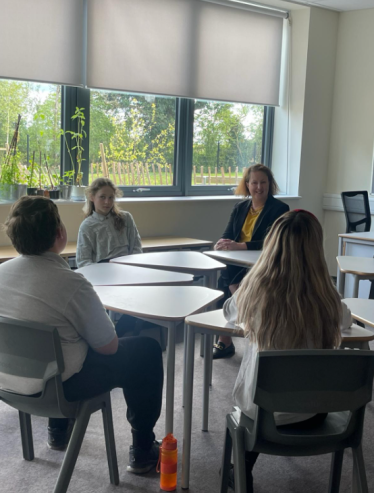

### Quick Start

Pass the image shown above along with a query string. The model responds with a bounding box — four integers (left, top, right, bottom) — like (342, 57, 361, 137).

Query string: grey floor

(1, 333, 374, 493)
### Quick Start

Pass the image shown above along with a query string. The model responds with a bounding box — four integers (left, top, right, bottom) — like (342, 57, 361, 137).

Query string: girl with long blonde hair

(76, 178, 143, 337)
(223, 210, 352, 492)
(76, 178, 142, 267)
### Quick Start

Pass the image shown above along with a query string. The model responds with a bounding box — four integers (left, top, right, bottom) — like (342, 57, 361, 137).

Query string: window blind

(87, 0, 285, 106)
(0, 0, 85, 86)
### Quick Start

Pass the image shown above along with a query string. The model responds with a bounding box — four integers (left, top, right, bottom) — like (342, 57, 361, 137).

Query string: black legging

(49, 336, 163, 450)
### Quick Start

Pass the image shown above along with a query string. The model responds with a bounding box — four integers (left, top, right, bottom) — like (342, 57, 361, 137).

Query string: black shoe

(127, 440, 160, 474)
(213, 341, 235, 359)
(47, 419, 74, 451)
(219, 464, 235, 490)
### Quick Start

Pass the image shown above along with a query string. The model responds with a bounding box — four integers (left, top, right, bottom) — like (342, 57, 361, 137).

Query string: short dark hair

(4, 196, 61, 255)
(235, 164, 279, 197)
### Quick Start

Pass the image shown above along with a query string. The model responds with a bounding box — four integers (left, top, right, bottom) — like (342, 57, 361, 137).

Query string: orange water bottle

(157, 433, 177, 491)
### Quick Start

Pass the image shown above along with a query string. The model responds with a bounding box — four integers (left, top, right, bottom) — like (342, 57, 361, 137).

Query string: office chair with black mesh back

(341, 191, 371, 234)
(341, 191, 374, 302)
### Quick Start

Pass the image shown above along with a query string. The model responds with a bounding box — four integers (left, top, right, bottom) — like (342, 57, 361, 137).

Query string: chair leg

(19, 411, 34, 461)
(231, 425, 247, 493)
(352, 444, 368, 493)
(220, 426, 232, 493)
(102, 395, 119, 485)
(53, 409, 91, 493)
(328, 450, 344, 493)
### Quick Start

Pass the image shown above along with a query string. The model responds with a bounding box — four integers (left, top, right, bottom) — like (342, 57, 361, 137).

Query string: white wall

(323, 8, 374, 274)
(0, 197, 298, 247)
(272, 10, 309, 196)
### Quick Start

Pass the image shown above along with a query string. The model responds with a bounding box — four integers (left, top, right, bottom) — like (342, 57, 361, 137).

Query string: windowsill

(0, 194, 301, 206)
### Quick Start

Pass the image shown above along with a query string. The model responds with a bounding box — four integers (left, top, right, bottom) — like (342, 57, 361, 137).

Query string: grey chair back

(248, 349, 374, 454)
(220, 349, 374, 493)
(0, 316, 79, 419)
(0, 316, 119, 492)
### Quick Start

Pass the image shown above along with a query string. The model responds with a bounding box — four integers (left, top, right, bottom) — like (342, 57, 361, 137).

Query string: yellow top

(240, 205, 264, 243)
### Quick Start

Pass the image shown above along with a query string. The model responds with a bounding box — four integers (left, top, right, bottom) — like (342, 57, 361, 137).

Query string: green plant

(61, 107, 86, 186)
(60, 169, 75, 186)
(0, 151, 22, 185)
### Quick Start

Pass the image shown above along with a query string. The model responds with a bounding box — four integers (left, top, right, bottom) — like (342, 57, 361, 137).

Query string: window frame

(62, 88, 275, 196)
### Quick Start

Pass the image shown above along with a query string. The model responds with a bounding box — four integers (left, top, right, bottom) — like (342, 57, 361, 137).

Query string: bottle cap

(161, 433, 177, 450)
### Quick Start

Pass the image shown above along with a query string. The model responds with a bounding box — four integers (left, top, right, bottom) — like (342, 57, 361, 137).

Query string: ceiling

(250, 0, 374, 12)
(274, 0, 374, 11)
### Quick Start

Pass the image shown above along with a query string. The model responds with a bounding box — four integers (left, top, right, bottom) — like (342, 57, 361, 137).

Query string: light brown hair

(235, 164, 279, 197)
(236, 210, 342, 350)
(83, 178, 125, 231)
(4, 196, 61, 255)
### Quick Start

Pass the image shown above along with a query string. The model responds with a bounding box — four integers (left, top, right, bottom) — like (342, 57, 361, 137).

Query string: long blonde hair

(83, 178, 125, 231)
(236, 210, 342, 350)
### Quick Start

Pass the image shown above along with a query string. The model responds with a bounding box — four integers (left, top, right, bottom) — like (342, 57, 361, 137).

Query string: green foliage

(61, 107, 86, 186)
(61, 169, 75, 185)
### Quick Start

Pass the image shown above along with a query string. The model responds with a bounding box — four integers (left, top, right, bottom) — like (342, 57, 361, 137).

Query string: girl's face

(246, 171, 269, 201)
(91, 186, 115, 216)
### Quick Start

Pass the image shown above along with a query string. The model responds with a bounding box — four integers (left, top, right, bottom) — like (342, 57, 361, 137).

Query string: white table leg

(338, 237, 344, 256)
(202, 332, 213, 431)
(352, 275, 360, 298)
(200, 333, 205, 357)
(165, 321, 177, 435)
(337, 238, 344, 296)
(183, 323, 187, 408)
(182, 325, 196, 490)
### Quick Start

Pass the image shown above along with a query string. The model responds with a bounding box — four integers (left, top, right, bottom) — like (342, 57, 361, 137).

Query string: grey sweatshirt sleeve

(76, 226, 95, 268)
(223, 293, 239, 325)
(126, 212, 143, 255)
(340, 301, 353, 332)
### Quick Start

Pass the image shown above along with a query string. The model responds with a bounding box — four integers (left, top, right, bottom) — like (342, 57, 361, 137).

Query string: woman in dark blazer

(214, 164, 289, 359)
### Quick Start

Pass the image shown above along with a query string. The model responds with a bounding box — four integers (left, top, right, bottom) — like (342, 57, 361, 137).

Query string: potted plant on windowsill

(61, 107, 87, 201)
(59, 169, 74, 200)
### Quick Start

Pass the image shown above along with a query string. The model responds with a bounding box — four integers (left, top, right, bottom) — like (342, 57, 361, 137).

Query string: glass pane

(0, 79, 61, 190)
(192, 100, 264, 186)
(89, 90, 176, 187)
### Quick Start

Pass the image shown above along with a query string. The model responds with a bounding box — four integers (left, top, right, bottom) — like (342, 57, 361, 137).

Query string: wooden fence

(90, 162, 243, 186)
(90, 162, 174, 186)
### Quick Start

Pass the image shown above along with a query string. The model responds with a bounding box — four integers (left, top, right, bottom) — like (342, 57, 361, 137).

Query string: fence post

(193, 165, 196, 185)
(221, 167, 225, 185)
(158, 164, 163, 185)
(235, 166, 238, 184)
(146, 164, 151, 185)
(117, 163, 122, 184)
(112, 163, 117, 184)
(208, 167, 211, 185)
(130, 163, 135, 185)
(215, 167, 218, 185)
(152, 163, 156, 185)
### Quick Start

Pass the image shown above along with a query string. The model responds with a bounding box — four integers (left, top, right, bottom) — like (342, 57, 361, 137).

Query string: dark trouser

(217, 265, 247, 308)
(244, 413, 328, 493)
(49, 336, 163, 450)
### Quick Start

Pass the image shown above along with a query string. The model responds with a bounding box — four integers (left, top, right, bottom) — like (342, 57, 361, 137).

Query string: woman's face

(91, 186, 115, 215)
(246, 171, 269, 201)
